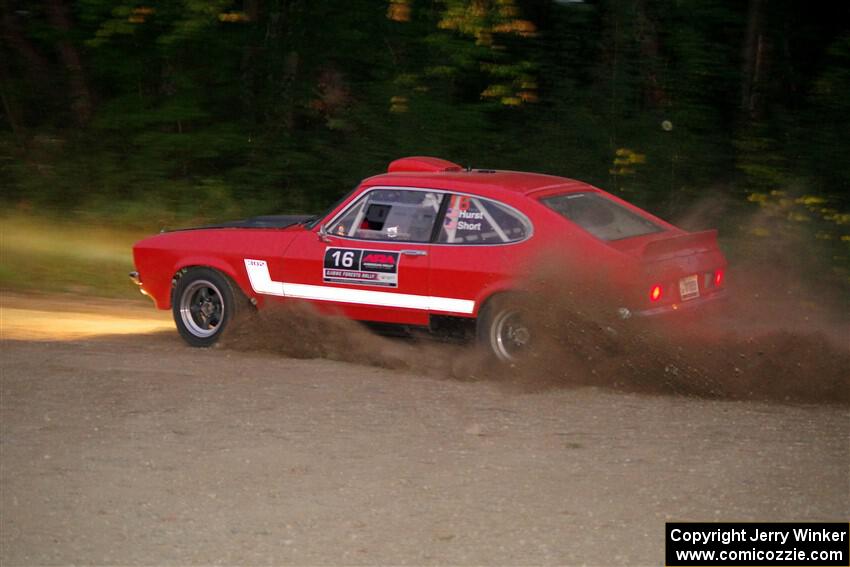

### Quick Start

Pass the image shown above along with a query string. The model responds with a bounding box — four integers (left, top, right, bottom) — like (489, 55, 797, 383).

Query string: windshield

(305, 187, 358, 229)
(541, 192, 663, 241)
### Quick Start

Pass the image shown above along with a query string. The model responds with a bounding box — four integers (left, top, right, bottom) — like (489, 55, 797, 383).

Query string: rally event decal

(323, 248, 400, 288)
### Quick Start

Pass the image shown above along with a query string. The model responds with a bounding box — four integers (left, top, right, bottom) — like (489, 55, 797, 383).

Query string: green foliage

(0, 0, 847, 252)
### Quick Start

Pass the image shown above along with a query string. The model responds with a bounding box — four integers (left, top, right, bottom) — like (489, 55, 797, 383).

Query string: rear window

(541, 192, 662, 241)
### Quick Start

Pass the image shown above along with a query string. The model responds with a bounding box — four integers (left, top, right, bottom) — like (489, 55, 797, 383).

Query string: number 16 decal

(323, 247, 400, 288)
(330, 249, 357, 268)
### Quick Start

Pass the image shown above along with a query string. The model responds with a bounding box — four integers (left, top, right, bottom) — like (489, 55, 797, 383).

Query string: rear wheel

(172, 268, 242, 347)
(478, 296, 536, 363)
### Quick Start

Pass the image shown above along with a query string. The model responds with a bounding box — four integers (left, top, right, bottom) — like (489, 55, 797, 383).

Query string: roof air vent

(387, 156, 462, 173)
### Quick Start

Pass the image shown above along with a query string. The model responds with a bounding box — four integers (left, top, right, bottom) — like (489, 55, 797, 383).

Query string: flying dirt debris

(222, 292, 849, 406)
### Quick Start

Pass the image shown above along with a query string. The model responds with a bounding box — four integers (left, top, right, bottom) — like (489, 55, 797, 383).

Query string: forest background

(1, 0, 848, 293)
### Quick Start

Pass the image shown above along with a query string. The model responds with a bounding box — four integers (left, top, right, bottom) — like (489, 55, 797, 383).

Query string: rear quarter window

(438, 195, 531, 244)
(541, 192, 662, 241)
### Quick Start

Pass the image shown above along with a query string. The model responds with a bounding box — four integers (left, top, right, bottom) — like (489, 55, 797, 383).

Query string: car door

(276, 187, 443, 326)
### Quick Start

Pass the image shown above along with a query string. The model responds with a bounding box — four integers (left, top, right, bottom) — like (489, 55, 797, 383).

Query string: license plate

(679, 275, 700, 301)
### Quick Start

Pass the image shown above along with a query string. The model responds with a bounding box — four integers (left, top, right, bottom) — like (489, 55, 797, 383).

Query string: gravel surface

(1, 295, 848, 565)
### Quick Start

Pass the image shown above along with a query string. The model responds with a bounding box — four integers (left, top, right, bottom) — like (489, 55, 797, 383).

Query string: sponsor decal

(323, 247, 400, 288)
(457, 208, 484, 230)
(362, 252, 396, 270)
(446, 198, 485, 232)
(458, 209, 484, 220)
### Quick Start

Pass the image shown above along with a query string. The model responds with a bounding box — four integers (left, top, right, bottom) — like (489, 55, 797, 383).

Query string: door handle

(400, 249, 428, 257)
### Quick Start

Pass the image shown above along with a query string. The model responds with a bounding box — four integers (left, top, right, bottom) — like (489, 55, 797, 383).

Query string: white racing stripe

(244, 259, 475, 314)
(244, 259, 285, 296)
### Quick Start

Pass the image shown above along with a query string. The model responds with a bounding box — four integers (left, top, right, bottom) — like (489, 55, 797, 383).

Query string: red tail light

(714, 270, 724, 287)
(650, 284, 663, 302)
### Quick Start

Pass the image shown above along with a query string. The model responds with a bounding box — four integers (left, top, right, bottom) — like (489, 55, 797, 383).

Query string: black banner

(323, 247, 399, 288)
(666, 522, 849, 566)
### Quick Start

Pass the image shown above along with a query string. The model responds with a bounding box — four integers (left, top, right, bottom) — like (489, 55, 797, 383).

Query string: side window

(438, 195, 531, 244)
(326, 189, 443, 243)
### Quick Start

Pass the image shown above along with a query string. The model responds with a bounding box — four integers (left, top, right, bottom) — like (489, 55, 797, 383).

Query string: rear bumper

(627, 288, 728, 319)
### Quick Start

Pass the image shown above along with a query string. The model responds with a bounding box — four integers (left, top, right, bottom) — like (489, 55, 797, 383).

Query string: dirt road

(1, 293, 848, 565)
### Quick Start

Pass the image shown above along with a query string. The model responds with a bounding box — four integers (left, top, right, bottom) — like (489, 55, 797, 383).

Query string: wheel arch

(170, 259, 251, 307)
(475, 287, 531, 319)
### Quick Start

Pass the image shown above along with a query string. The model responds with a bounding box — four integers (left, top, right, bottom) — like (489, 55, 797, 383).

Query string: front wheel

(172, 268, 242, 347)
(477, 296, 536, 363)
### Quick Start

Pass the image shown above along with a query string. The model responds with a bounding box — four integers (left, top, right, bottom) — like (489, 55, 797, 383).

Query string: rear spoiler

(642, 229, 718, 259)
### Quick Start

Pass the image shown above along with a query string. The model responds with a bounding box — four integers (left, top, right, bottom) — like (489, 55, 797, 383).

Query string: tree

(46, 0, 93, 125)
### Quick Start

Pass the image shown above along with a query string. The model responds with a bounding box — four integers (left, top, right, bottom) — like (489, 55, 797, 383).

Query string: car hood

(168, 214, 314, 232)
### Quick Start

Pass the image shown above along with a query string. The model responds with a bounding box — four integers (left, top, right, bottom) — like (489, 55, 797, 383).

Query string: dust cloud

(223, 303, 479, 378)
(222, 197, 848, 405)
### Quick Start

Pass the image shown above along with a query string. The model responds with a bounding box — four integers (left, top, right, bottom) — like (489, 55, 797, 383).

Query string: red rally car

(131, 157, 727, 361)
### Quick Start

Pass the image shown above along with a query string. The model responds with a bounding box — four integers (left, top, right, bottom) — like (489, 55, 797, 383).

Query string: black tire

(172, 267, 242, 347)
(477, 295, 536, 363)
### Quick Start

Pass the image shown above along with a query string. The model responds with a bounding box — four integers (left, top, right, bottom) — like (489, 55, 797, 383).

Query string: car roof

(362, 170, 593, 198)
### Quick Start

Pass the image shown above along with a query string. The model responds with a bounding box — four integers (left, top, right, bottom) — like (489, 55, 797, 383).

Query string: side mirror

(317, 224, 331, 243)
